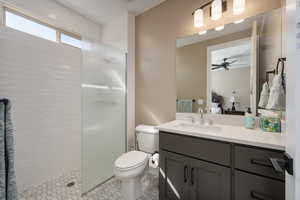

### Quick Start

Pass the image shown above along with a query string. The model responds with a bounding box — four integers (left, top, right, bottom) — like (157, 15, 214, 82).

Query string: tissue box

(260, 117, 281, 133)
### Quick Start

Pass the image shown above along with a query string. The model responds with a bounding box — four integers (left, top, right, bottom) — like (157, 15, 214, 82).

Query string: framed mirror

(176, 8, 285, 116)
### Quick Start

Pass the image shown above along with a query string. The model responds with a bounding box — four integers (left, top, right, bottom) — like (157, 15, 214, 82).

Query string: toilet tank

(136, 125, 159, 153)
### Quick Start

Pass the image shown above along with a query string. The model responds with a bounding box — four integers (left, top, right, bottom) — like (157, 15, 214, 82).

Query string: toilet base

(121, 176, 142, 200)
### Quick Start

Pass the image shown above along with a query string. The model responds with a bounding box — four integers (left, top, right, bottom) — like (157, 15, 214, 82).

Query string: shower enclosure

(81, 40, 127, 193)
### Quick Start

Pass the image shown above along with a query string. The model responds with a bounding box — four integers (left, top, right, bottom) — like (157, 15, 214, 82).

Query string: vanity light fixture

(194, 8, 204, 28)
(233, 0, 246, 15)
(193, 0, 244, 29)
(211, 0, 223, 21)
(198, 30, 207, 35)
(215, 25, 224, 31)
(234, 19, 245, 24)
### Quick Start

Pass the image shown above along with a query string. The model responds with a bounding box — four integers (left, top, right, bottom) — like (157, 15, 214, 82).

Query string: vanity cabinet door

(189, 158, 231, 200)
(159, 150, 189, 200)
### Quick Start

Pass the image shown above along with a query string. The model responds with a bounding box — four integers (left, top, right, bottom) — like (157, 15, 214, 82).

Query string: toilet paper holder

(150, 151, 159, 164)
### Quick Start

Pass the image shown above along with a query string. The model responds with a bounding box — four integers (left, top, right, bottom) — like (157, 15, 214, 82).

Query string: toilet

(114, 125, 159, 200)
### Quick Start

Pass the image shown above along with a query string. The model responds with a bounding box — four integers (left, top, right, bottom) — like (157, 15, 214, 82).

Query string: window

(5, 10, 57, 42)
(61, 33, 82, 49)
(4, 8, 82, 48)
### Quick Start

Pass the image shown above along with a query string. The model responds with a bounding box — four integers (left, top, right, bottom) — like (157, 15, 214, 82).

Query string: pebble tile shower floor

(19, 171, 158, 200)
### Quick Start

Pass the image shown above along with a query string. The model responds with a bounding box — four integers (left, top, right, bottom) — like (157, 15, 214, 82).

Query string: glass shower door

(81, 41, 126, 193)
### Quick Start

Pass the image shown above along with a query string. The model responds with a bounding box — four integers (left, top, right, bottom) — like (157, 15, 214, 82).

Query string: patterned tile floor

(19, 170, 158, 200)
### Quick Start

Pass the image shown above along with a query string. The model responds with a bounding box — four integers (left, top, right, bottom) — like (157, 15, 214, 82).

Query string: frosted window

(5, 11, 57, 42)
(61, 33, 82, 48)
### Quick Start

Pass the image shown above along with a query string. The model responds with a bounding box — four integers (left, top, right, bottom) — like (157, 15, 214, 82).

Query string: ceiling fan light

(233, 0, 246, 15)
(194, 9, 204, 28)
(211, 0, 222, 21)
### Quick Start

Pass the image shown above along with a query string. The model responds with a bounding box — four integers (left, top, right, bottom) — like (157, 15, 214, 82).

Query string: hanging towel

(266, 75, 286, 110)
(0, 100, 18, 200)
(177, 100, 193, 113)
(258, 82, 270, 108)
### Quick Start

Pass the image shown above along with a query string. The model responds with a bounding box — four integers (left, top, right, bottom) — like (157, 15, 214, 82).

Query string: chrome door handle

(270, 152, 294, 175)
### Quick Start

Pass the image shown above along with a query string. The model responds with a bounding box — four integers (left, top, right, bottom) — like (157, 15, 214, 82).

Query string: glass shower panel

(81, 40, 126, 193)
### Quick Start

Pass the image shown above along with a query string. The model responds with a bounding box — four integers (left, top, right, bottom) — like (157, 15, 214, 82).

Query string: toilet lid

(115, 151, 148, 170)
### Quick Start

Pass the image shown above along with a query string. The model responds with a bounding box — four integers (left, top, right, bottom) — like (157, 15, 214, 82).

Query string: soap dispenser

(245, 108, 256, 129)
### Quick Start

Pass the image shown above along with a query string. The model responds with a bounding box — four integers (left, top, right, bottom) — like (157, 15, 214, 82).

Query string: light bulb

(194, 9, 204, 28)
(211, 0, 222, 21)
(233, 0, 246, 15)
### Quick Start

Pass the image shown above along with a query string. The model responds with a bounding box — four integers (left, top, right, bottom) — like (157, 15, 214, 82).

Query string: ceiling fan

(211, 57, 248, 71)
(212, 58, 238, 71)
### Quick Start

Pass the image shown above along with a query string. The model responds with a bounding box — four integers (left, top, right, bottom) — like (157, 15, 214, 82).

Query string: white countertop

(157, 120, 286, 151)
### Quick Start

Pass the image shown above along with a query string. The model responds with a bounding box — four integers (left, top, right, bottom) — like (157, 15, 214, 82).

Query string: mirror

(176, 8, 285, 115)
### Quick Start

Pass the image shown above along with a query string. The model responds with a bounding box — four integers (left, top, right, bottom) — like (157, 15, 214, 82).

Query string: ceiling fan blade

(212, 64, 224, 67)
(212, 66, 223, 70)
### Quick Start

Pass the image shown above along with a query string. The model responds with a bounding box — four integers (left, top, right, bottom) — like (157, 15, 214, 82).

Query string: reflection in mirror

(176, 8, 285, 116)
(209, 38, 251, 115)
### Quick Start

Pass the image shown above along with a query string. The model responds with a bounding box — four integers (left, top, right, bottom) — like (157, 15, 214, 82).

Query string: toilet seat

(115, 151, 148, 171)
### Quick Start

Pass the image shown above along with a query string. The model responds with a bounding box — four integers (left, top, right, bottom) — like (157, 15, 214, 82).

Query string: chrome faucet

(198, 107, 205, 125)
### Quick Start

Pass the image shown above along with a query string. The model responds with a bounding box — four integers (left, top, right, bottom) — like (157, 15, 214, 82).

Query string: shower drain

(66, 181, 75, 187)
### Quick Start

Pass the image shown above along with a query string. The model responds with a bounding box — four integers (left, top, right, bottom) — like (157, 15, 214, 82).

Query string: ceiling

(55, 0, 166, 25)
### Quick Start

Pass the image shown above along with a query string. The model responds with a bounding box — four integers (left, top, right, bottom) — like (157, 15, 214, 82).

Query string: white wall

(285, 0, 299, 199)
(211, 67, 251, 111)
(102, 12, 136, 150)
(102, 12, 128, 52)
(126, 13, 136, 150)
(0, 27, 82, 191)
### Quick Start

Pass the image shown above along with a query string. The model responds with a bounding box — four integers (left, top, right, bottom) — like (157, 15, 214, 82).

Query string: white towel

(211, 103, 221, 114)
(258, 82, 270, 108)
(266, 75, 285, 110)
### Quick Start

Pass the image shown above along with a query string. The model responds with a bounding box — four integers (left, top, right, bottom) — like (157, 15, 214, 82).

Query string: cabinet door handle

(251, 191, 273, 200)
(270, 158, 285, 174)
(251, 159, 273, 168)
(191, 167, 194, 185)
(184, 165, 188, 183)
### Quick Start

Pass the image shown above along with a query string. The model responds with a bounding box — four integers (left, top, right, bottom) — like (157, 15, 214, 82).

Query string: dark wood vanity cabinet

(159, 151, 188, 200)
(189, 157, 231, 200)
(159, 131, 285, 200)
(159, 150, 231, 200)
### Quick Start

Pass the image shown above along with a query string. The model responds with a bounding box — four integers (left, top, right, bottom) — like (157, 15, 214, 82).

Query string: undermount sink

(174, 122, 222, 133)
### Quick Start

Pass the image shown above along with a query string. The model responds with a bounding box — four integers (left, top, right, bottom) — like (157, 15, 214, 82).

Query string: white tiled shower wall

(0, 0, 137, 193)
(0, 0, 102, 192)
(0, 27, 82, 192)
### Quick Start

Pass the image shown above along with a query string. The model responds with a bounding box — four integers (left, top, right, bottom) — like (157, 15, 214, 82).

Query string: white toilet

(114, 125, 159, 200)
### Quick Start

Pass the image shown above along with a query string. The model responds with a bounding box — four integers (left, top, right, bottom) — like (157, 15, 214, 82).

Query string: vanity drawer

(159, 132, 231, 166)
(235, 170, 285, 200)
(234, 145, 285, 180)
